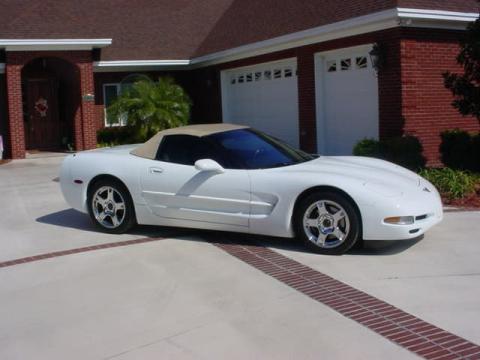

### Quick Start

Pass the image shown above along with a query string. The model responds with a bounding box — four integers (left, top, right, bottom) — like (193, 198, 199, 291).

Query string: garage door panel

(222, 59, 299, 148)
(316, 47, 379, 156)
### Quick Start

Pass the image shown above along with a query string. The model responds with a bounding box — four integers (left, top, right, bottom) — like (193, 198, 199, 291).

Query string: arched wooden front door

(24, 78, 60, 150)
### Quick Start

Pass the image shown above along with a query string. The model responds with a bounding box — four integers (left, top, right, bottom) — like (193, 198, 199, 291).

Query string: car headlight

(384, 216, 414, 225)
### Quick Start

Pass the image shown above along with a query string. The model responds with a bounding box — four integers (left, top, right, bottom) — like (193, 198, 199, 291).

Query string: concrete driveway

(1, 156, 479, 360)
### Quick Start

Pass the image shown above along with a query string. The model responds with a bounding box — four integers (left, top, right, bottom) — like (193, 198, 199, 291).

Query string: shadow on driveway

(37, 208, 422, 256)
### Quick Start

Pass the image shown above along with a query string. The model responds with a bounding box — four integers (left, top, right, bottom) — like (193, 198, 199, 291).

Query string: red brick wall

(0, 74, 8, 158)
(5, 62, 25, 159)
(211, 29, 403, 153)
(203, 27, 479, 164)
(5, 51, 95, 158)
(78, 61, 96, 150)
(400, 28, 480, 166)
(3, 29, 477, 164)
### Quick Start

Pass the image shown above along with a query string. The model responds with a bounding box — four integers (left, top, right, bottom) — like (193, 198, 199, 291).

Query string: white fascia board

(190, 9, 399, 67)
(398, 8, 479, 22)
(0, 39, 112, 51)
(93, 60, 191, 72)
(190, 7, 478, 67)
(95, 60, 191, 66)
(0, 63, 5, 74)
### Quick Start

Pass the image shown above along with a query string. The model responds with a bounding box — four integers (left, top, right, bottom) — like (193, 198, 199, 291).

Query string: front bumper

(361, 182, 444, 241)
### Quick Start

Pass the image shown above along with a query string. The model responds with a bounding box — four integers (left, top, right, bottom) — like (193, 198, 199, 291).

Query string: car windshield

(206, 129, 316, 170)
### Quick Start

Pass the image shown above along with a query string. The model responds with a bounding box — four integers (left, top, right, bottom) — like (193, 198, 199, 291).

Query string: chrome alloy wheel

(302, 200, 351, 249)
(92, 186, 126, 229)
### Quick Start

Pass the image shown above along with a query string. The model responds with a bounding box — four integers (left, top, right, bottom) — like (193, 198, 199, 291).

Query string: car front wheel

(294, 191, 361, 255)
(87, 179, 136, 234)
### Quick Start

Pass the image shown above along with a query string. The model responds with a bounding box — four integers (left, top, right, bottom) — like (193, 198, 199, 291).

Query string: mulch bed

(0, 159, 11, 165)
(442, 183, 480, 209)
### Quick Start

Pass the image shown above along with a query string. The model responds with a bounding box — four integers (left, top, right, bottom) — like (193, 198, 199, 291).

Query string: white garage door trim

(220, 58, 299, 147)
(314, 44, 379, 155)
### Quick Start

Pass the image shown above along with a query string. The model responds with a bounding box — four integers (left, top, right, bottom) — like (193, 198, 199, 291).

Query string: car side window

(155, 134, 227, 167)
(155, 135, 196, 165)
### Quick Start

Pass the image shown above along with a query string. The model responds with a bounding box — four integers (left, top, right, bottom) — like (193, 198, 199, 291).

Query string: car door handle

(149, 167, 164, 174)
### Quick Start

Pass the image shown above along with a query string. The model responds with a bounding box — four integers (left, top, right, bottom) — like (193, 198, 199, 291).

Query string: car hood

(282, 156, 421, 192)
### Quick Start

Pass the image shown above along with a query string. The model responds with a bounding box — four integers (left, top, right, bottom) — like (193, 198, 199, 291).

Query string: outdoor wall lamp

(369, 43, 385, 73)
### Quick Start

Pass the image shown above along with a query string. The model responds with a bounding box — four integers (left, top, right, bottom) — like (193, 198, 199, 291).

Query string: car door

(140, 134, 251, 227)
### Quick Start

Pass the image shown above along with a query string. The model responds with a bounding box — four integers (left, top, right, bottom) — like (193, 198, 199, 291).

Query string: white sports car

(60, 124, 443, 255)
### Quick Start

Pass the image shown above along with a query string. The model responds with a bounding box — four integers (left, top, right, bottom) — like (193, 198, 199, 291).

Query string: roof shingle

(0, 0, 477, 61)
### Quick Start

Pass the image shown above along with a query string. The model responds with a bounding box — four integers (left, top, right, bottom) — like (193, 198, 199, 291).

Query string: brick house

(0, 0, 479, 164)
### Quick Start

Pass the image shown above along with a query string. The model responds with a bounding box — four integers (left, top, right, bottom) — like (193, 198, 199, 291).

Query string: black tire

(293, 191, 361, 255)
(87, 178, 136, 234)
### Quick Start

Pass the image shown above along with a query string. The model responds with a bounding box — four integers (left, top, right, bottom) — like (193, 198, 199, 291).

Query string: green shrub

(440, 129, 474, 170)
(107, 77, 191, 140)
(383, 136, 426, 171)
(472, 133, 480, 172)
(97, 126, 142, 147)
(419, 168, 477, 199)
(353, 136, 426, 170)
(353, 139, 383, 158)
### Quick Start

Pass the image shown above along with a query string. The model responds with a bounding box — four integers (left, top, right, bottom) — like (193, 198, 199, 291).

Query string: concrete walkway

(1, 156, 479, 359)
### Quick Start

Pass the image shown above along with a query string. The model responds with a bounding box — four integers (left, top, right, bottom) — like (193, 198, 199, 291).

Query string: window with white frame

(103, 83, 127, 127)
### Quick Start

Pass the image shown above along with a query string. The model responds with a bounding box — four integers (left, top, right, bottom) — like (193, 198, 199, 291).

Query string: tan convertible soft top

(130, 123, 248, 160)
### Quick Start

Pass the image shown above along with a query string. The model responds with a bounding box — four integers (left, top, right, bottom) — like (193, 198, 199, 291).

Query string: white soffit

(0, 39, 112, 51)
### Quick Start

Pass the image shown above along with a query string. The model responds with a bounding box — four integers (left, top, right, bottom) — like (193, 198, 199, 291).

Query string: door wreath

(34, 97, 48, 117)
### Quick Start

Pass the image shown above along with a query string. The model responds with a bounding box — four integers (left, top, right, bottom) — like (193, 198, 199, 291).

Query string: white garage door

(221, 59, 299, 147)
(315, 45, 379, 155)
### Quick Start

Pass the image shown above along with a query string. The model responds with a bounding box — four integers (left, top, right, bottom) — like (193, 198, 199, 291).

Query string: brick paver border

(213, 241, 480, 360)
(0, 237, 164, 268)
(1, 234, 479, 359)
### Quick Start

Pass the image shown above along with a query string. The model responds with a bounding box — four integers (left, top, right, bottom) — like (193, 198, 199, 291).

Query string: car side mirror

(194, 159, 225, 174)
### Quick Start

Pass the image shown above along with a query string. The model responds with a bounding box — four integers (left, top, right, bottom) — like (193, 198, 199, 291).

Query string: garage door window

(227, 66, 299, 86)
(327, 60, 337, 72)
(341, 59, 352, 71)
(327, 56, 370, 73)
(356, 56, 368, 69)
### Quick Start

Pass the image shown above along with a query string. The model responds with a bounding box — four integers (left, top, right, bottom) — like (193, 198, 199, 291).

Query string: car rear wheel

(294, 191, 360, 255)
(87, 179, 136, 234)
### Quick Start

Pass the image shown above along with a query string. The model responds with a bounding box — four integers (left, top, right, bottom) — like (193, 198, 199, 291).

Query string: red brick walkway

(0, 237, 164, 268)
(213, 242, 480, 360)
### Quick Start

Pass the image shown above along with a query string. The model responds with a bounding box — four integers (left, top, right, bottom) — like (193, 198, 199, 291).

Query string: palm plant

(107, 77, 191, 141)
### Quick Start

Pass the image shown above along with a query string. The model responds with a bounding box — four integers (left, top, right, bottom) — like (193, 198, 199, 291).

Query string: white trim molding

(0, 63, 5, 74)
(0, 39, 112, 51)
(93, 59, 191, 72)
(397, 8, 479, 22)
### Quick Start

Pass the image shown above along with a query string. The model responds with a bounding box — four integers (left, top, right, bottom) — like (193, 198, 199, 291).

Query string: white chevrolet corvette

(60, 124, 443, 255)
